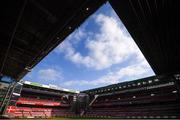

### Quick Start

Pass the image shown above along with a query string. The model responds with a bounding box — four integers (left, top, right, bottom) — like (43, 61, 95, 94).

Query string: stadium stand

(83, 73, 180, 119)
(5, 81, 78, 118)
(0, 70, 180, 119)
(2, 73, 179, 119)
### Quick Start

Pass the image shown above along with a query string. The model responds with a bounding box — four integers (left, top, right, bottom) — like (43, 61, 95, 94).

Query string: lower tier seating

(6, 106, 74, 118)
(85, 103, 180, 118)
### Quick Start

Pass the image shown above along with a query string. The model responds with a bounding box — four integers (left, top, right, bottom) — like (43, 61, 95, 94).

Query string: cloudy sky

(23, 2, 155, 91)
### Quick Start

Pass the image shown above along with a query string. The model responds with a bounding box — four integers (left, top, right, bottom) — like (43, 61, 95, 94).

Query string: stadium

(1, 0, 180, 119)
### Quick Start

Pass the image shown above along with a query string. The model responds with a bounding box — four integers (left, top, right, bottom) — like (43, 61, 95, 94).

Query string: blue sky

(23, 2, 154, 91)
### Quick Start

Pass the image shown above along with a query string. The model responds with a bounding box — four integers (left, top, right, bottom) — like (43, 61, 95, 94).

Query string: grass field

(5, 118, 121, 120)
(12, 118, 179, 120)
(8, 118, 157, 120)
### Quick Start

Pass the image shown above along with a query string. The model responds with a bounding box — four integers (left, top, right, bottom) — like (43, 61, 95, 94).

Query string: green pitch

(13, 118, 120, 120)
(13, 118, 123, 120)
(14, 118, 178, 120)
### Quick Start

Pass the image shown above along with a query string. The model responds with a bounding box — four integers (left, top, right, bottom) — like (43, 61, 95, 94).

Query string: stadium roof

(82, 73, 176, 94)
(0, 0, 106, 80)
(1, 0, 179, 81)
(23, 80, 79, 93)
(109, 0, 180, 75)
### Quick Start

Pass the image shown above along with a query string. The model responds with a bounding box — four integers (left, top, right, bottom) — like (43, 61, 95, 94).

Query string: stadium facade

(1, 73, 180, 118)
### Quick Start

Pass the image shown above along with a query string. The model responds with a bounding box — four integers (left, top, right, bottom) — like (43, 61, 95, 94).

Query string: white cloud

(55, 9, 154, 90)
(56, 12, 145, 70)
(38, 68, 63, 81)
(62, 60, 154, 90)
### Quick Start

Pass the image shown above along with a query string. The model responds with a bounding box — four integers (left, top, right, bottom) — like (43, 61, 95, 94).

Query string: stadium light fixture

(154, 79, 159, 82)
(25, 67, 31, 72)
(151, 93, 155, 96)
(68, 26, 72, 30)
(172, 90, 177, 93)
(133, 96, 136, 99)
(86, 7, 89, 11)
(174, 74, 180, 80)
(148, 80, 152, 83)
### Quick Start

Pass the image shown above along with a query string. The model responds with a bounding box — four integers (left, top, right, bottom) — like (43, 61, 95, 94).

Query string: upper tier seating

(16, 97, 66, 106)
